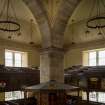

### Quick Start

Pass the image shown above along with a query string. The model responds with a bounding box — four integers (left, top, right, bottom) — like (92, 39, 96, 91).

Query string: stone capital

(40, 46, 64, 54)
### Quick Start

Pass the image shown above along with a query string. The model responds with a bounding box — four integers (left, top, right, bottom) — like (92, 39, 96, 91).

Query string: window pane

(89, 92, 97, 102)
(98, 92, 105, 103)
(89, 52, 96, 66)
(89, 52, 96, 59)
(82, 91, 87, 100)
(99, 51, 105, 65)
(5, 91, 24, 101)
(99, 59, 105, 65)
(99, 51, 105, 58)
(5, 50, 27, 67)
(5, 92, 13, 101)
(12, 91, 21, 100)
(5, 52, 13, 66)
(14, 53, 22, 67)
(89, 60, 96, 66)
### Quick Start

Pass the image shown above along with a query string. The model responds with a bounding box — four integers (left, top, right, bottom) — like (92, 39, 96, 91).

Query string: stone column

(40, 47, 64, 83)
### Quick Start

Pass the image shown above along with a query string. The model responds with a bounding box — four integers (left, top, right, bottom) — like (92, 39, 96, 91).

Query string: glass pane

(14, 53, 22, 67)
(99, 59, 105, 65)
(21, 91, 24, 98)
(12, 91, 20, 99)
(99, 51, 105, 58)
(99, 51, 105, 65)
(89, 52, 96, 59)
(5, 51, 13, 66)
(98, 92, 105, 103)
(89, 92, 97, 102)
(89, 52, 96, 66)
(15, 53, 21, 60)
(5, 92, 13, 101)
(15, 60, 21, 67)
(82, 91, 87, 100)
(89, 60, 96, 66)
(5, 59, 13, 67)
(5, 91, 24, 101)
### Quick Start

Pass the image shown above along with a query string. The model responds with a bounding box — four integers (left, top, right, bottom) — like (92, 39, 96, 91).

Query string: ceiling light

(86, 0, 105, 35)
(8, 36, 12, 39)
(71, 42, 75, 45)
(29, 42, 34, 45)
(0, 0, 21, 38)
(85, 30, 90, 34)
(17, 32, 21, 36)
(98, 32, 102, 36)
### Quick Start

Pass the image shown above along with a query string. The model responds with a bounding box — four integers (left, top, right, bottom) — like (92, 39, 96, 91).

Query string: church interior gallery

(0, 0, 105, 105)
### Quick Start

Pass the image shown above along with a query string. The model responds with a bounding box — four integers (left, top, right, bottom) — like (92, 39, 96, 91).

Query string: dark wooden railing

(0, 65, 40, 92)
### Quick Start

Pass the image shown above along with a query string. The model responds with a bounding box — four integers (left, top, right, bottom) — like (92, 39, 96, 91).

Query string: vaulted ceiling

(64, 0, 105, 46)
(0, 0, 41, 46)
(42, 0, 62, 27)
(0, 0, 105, 49)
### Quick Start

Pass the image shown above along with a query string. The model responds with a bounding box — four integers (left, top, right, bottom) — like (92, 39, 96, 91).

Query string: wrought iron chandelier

(0, 0, 21, 38)
(86, 0, 105, 36)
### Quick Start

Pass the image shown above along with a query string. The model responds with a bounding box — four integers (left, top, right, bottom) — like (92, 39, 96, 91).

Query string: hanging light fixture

(71, 19, 75, 45)
(86, 0, 105, 36)
(0, 0, 21, 38)
(85, 30, 90, 34)
(29, 19, 34, 45)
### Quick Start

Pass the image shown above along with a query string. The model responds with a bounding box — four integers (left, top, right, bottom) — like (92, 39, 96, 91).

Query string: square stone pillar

(40, 47, 64, 83)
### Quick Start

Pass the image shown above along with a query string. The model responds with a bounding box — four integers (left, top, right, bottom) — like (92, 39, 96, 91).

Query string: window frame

(82, 91, 105, 104)
(14, 52, 22, 67)
(83, 48, 105, 66)
(88, 51, 97, 66)
(5, 49, 28, 67)
(5, 91, 24, 101)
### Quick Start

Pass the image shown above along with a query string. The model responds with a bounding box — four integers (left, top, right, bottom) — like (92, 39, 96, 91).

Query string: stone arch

(52, 0, 81, 48)
(23, 0, 51, 48)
